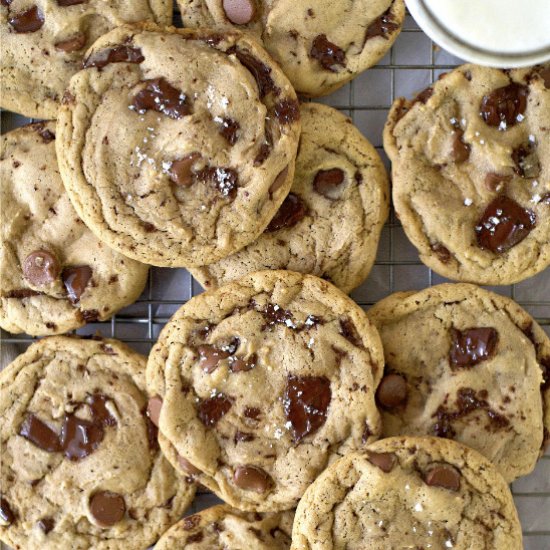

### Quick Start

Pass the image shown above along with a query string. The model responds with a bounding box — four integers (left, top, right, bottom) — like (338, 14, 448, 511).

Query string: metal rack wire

(1, 11, 549, 549)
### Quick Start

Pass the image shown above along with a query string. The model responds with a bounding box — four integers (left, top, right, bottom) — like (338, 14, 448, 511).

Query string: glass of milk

(406, 0, 550, 67)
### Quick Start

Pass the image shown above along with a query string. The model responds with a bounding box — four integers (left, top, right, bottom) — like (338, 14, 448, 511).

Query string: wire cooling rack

(1, 10, 549, 550)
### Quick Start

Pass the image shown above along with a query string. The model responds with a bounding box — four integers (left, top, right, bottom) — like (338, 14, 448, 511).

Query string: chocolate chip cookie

(0, 122, 149, 336)
(190, 102, 389, 293)
(56, 23, 300, 268)
(178, 0, 405, 97)
(384, 64, 550, 285)
(0, 0, 171, 119)
(291, 436, 523, 550)
(156, 505, 293, 549)
(367, 283, 550, 482)
(0, 336, 195, 549)
(146, 270, 384, 511)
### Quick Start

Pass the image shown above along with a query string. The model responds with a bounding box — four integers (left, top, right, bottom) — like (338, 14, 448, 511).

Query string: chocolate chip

(283, 375, 331, 442)
(55, 32, 86, 53)
(60, 414, 104, 461)
(89, 491, 125, 527)
(222, 0, 255, 25)
(217, 117, 240, 144)
(313, 168, 345, 199)
(23, 250, 60, 286)
(269, 166, 289, 195)
(364, 7, 399, 42)
(257, 303, 294, 329)
(19, 414, 60, 452)
(198, 345, 230, 373)
(475, 196, 536, 253)
(197, 166, 239, 198)
(131, 78, 191, 119)
(147, 396, 162, 427)
(431, 243, 452, 264)
(376, 374, 407, 409)
(168, 153, 201, 186)
(254, 142, 271, 166)
(480, 83, 528, 128)
(339, 318, 362, 347)
(0, 497, 15, 526)
(367, 451, 397, 473)
(484, 172, 511, 192)
(57, 0, 87, 5)
(62, 265, 92, 304)
(449, 327, 498, 368)
(84, 45, 144, 69)
(233, 49, 279, 97)
(37, 517, 54, 534)
(145, 415, 159, 452)
(424, 464, 461, 491)
(451, 128, 470, 163)
(512, 142, 541, 178)
(33, 123, 55, 142)
(198, 394, 233, 427)
(310, 34, 346, 71)
(243, 407, 261, 421)
(229, 353, 256, 373)
(273, 99, 300, 125)
(177, 455, 201, 475)
(88, 394, 117, 427)
(265, 193, 307, 232)
(8, 5, 44, 33)
(233, 465, 272, 493)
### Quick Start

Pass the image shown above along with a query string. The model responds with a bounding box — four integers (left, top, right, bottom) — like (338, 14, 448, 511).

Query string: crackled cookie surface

(56, 23, 300, 267)
(178, 0, 405, 97)
(384, 64, 550, 284)
(0, 336, 195, 550)
(191, 103, 389, 293)
(146, 270, 384, 511)
(292, 436, 522, 550)
(156, 505, 293, 549)
(0, 122, 148, 336)
(0, 0, 171, 119)
(367, 283, 550, 482)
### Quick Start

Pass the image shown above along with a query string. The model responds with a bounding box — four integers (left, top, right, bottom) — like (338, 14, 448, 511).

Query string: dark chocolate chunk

(233, 49, 279, 97)
(198, 344, 230, 373)
(283, 375, 331, 442)
(0, 497, 15, 526)
(310, 34, 346, 71)
(197, 166, 239, 198)
(512, 142, 541, 178)
(19, 414, 60, 452)
(145, 414, 159, 452)
(183, 514, 201, 530)
(60, 414, 104, 461)
(187, 532, 205, 543)
(55, 32, 86, 53)
(273, 99, 300, 125)
(88, 394, 117, 427)
(364, 7, 399, 42)
(480, 83, 528, 128)
(234, 430, 255, 443)
(57, 0, 88, 5)
(4, 289, 41, 298)
(168, 153, 201, 186)
(89, 491, 126, 527)
(265, 193, 307, 232)
(62, 265, 92, 304)
(339, 317, 362, 347)
(269, 166, 289, 195)
(8, 5, 44, 33)
(198, 394, 233, 427)
(313, 168, 345, 199)
(233, 465, 272, 493)
(229, 353, 256, 373)
(431, 243, 452, 264)
(413, 87, 433, 105)
(131, 78, 191, 119)
(83, 45, 144, 69)
(475, 196, 536, 253)
(217, 117, 240, 145)
(23, 250, 59, 286)
(258, 303, 294, 328)
(449, 327, 498, 368)
(424, 463, 461, 491)
(484, 172, 511, 192)
(243, 407, 261, 421)
(376, 374, 407, 409)
(37, 517, 54, 534)
(451, 128, 470, 163)
(367, 451, 397, 473)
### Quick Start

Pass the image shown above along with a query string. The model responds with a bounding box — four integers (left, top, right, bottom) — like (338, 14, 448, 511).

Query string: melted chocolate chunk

(62, 265, 92, 304)
(60, 414, 104, 461)
(131, 78, 191, 119)
(273, 99, 300, 125)
(431, 243, 452, 264)
(55, 32, 86, 53)
(424, 464, 461, 491)
(313, 168, 345, 199)
(310, 34, 346, 71)
(84, 45, 144, 69)
(145, 414, 159, 452)
(269, 166, 289, 195)
(376, 374, 407, 409)
(23, 250, 60, 286)
(480, 83, 528, 128)
(475, 196, 536, 253)
(168, 153, 201, 186)
(198, 394, 233, 427)
(19, 414, 60, 452)
(283, 375, 331, 442)
(198, 344, 230, 373)
(222, 0, 255, 25)
(484, 172, 511, 192)
(265, 193, 307, 232)
(88, 394, 116, 427)
(339, 318, 362, 347)
(197, 166, 239, 198)
(0, 497, 15, 525)
(229, 353, 256, 373)
(37, 517, 54, 533)
(367, 451, 397, 473)
(512, 142, 541, 178)
(258, 303, 294, 329)
(89, 491, 125, 527)
(364, 7, 399, 42)
(233, 465, 272, 493)
(217, 117, 240, 144)
(449, 327, 498, 368)
(233, 49, 279, 97)
(451, 128, 470, 163)
(8, 5, 44, 33)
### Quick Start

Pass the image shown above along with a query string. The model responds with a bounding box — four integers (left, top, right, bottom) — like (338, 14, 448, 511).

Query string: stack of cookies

(0, 1, 548, 549)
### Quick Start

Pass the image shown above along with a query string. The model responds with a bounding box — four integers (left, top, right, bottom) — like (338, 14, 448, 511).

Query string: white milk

(423, 0, 550, 54)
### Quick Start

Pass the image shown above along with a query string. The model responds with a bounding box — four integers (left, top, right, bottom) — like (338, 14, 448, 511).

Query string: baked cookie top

(155, 505, 293, 549)
(191, 103, 389, 294)
(178, 0, 405, 97)
(0, 0, 171, 119)
(384, 64, 550, 285)
(367, 283, 550, 482)
(0, 336, 195, 550)
(0, 122, 148, 336)
(56, 23, 300, 267)
(292, 436, 523, 550)
(146, 270, 384, 511)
